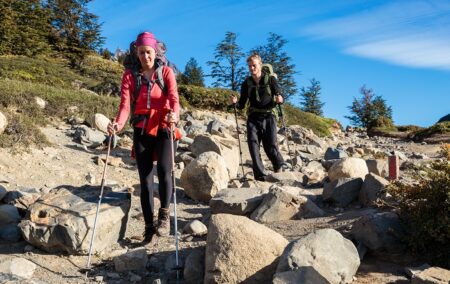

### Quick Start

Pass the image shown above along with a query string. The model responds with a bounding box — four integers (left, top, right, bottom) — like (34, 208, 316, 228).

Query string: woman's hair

(247, 53, 262, 64)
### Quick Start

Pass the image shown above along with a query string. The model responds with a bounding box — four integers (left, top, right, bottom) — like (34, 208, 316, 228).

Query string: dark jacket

(236, 72, 282, 111)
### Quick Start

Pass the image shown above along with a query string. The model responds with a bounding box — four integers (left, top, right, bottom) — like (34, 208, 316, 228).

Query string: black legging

(133, 128, 174, 227)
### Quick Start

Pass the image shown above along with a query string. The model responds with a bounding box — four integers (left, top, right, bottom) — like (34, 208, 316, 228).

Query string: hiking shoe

(156, 208, 170, 237)
(255, 175, 267, 182)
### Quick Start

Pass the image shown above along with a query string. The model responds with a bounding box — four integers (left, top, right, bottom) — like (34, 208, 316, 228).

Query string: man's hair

(247, 53, 262, 64)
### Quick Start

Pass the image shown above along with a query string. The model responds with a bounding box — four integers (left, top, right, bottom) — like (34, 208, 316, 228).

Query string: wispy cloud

(302, 0, 450, 71)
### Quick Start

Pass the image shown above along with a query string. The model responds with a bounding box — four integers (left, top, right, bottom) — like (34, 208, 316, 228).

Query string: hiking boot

(131, 225, 157, 245)
(156, 208, 170, 237)
(255, 175, 267, 182)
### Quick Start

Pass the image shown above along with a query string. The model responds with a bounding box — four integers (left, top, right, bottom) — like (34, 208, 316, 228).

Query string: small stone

(107, 272, 121, 279)
(24, 245, 34, 252)
(95, 275, 104, 282)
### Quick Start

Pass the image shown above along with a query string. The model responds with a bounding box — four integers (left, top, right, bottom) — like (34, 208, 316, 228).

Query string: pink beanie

(135, 32, 158, 50)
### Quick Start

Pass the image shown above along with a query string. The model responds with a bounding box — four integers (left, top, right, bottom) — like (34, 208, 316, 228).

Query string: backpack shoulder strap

(130, 69, 142, 104)
(155, 65, 166, 95)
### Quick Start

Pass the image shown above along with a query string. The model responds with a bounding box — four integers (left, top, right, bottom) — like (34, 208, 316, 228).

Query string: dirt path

(1, 121, 433, 283)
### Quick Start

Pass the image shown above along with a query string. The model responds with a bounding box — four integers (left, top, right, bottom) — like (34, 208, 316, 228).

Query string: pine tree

(181, 57, 204, 86)
(346, 85, 393, 129)
(299, 78, 324, 116)
(0, 0, 51, 56)
(207, 31, 246, 91)
(250, 33, 298, 101)
(47, 0, 104, 67)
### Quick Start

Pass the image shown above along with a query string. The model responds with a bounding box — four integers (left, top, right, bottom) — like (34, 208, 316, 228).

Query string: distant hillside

(0, 55, 342, 149)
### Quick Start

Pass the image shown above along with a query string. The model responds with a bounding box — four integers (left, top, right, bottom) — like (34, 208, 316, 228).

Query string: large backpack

(247, 63, 278, 99)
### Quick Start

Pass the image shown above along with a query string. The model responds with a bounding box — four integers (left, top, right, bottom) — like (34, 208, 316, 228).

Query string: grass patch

(413, 121, 450, 142)
(283, 103, 339, 137)
(0, 79, 119, 149)
(178, 84, 237, 111)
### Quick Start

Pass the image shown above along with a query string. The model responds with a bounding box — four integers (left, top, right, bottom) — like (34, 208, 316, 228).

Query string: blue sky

(89, 0, 449, 127)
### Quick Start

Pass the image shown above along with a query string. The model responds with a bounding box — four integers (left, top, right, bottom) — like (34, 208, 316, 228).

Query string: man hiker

(230, 53, 286, 181)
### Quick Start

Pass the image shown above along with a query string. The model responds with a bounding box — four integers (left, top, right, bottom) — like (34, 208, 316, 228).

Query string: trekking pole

(84, 130, 115, 276)
(277, 104, 294, 169)
(168, 111, 182, 281)
(233, 103, 246, 181)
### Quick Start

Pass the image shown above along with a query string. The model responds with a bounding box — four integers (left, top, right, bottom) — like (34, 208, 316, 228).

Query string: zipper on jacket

(146, 80, 151, 109)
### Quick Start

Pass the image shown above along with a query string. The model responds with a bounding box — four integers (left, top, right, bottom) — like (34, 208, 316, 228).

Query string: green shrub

(387, 149, 450, 268)
(178, 84, 237, 111)
(283, 103, 338, 137)
(413, 122, 450, 142)
(0, 79, 119, 149)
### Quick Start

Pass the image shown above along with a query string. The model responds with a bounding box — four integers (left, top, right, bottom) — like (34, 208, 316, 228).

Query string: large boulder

(180, 151, 229, 202)
(351, 212, 405, 255)
(0, 204, 20, 226)
(276, 229, 360, 284)
(19, 186, 130, 254)
(323, 178, 363, 207)
(0, 256, 37, 280)
(328, 157, 369, 182)
(366, 159, 388, 177)
(302, 161, 327, 185)
(205, 214, 288, 284)
(0, 111, 7, 135)
(359, 173, 390, 206)
(190, 134, 239, 179)
(324, 147, 348, 160)
(250, 186, 306, 223)
(209, 187, 267, 215)
(184, 247, 206, 284)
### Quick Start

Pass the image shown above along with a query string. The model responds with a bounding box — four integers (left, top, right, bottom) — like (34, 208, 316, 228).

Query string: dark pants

(133, 128, 174, 228)
(246, 113, 284, 179)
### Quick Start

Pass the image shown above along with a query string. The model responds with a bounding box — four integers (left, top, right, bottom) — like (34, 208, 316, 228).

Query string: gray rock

(183, 220, 207, 236)
(0, 204, 20, 226)
(328, 157, 369, 182)
(114, 247, 147, 272)
(265, 171, 305, 187)
(273, 269, 329, 284)
(411, 266, 450, 284)
(351, 212, 405, 255)
(190, 134, 239, 179)
(3, 187, 41, 210)
(0, 111, 7, 135)
(86, 113, 111, 133)
(0, 223, 21, 242)
(0, 256, 37, 279)
(209, 187, 267, 215)
(324, 147, 348, 160)
(205, 214, 288, 284)
(302, 161, 327, 185)
(359, 173, 389, 206)
(250, 186, 306, 223)
(366, 159, 388, 177)
(323, 178, 363, 207)
(19, 185, 131, 254)
(180, 152, 229, 202)
(184, 247, 205, 284)
(276, 229, 360, 284)
(0, 184, 7, 201)
(73, 125, 106, 146)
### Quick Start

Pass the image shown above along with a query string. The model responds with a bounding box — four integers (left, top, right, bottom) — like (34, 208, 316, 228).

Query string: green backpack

(246, 63, 278, 115)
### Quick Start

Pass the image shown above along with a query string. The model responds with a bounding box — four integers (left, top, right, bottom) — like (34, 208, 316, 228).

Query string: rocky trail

(0, 109, 447, 284)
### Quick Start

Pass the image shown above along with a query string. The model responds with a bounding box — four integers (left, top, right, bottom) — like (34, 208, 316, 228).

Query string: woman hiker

(108, 31, 180, 245)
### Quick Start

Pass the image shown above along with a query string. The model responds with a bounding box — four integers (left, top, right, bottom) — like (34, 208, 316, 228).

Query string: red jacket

(114, 66, 180, 137)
